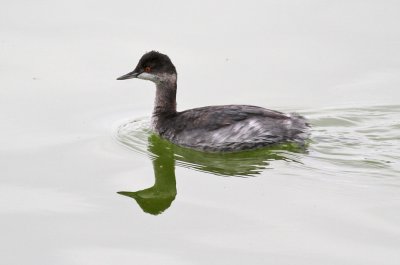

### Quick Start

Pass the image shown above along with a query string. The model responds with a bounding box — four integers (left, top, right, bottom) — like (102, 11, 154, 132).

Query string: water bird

(117, 51, 310, 152)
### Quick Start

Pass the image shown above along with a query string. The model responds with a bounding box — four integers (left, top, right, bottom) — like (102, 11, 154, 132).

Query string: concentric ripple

(305, 105, 400, 180)
(115, 105, 400, 179)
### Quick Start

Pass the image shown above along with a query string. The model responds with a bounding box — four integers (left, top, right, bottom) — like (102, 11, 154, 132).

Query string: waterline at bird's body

(117, 51, 310, 152)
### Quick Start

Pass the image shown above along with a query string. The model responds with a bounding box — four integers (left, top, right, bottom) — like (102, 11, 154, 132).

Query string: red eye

(144, 66, 151, 72)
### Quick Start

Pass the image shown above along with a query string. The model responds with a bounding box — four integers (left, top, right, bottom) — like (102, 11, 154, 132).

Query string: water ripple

(115, 118, 305, 177)
(306, 105, 400, 180)
(115, 105, 400, 180)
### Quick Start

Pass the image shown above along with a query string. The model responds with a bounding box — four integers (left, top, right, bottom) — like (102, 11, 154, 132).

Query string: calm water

(1, 1, 400, 264)
(115, 105, 400, 215)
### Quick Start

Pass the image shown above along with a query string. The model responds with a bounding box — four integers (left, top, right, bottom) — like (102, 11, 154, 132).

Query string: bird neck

(153, 74, 177, 117)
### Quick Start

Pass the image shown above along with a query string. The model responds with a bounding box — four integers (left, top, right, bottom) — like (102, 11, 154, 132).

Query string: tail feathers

(288, 112, 311, 144)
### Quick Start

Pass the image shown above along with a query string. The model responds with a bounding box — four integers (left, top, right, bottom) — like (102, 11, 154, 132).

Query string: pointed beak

(116, 70, 141, 80)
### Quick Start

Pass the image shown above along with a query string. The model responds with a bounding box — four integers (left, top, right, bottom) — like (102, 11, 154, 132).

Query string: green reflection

(118, 135, 177, 215)
(118, 133, 306, 215)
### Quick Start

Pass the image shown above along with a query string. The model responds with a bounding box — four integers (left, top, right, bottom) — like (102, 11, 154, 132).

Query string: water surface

(115, 106, 400, 216)
(1, 1, 400, 264)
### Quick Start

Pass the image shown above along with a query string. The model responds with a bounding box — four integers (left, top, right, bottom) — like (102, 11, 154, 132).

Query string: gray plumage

(117, 51, 310, 152)
(154, 105, 309, 152)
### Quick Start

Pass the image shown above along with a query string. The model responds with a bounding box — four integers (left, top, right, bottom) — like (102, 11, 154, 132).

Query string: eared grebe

(117, 51, 310, 152)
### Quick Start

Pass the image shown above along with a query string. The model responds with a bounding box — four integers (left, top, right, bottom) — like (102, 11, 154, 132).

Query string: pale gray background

(1, 1, 399, 264)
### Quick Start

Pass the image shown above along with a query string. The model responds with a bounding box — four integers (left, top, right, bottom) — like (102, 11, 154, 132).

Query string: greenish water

(117, 133, 304, 215)
(117, 119, 306, 177)
(116, 105, 400, 216)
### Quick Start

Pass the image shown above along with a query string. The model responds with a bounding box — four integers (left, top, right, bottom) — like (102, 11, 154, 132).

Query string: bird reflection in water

(118, 134, 306, 215)
(118, 135, 177, 215)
